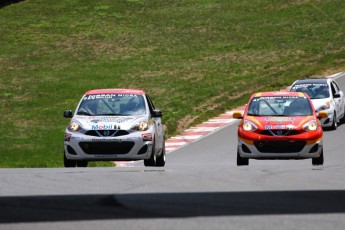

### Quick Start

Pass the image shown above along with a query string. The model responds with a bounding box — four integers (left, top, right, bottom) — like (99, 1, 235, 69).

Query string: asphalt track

(1, 73, 345, 230)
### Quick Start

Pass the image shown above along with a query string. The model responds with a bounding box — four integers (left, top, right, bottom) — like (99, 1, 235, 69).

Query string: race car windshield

(290, 83, 330, 99)
(77, 94, 146, 116)
(247, 96, 313, 116)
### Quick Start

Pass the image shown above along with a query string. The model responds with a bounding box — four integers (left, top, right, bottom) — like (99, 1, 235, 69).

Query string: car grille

(85, 130, 129, 137)
(254, 140, 306, 153)
(259, 130, 301, 136)
(79, 141, 135, 155)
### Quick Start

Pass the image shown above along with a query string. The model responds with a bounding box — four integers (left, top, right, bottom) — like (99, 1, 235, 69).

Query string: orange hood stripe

(297, 116, 313, 127)
(246, 116, 263, 128)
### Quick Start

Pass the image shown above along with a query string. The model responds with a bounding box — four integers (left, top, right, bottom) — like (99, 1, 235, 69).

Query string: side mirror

(233, 111, 244, 119)
(334, 93, 341, 98)
(152, 109, 163, 117)
(317, 111, 328, 119)
(64, 110, 73, 118)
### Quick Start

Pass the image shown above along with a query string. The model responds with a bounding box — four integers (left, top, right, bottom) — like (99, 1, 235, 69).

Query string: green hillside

(1, 0, 345, 167)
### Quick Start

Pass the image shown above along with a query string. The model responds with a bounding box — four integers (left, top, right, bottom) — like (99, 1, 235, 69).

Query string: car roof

(293, 78, 328, 84)
(84, 88, 146, 95)
(252, 91, 306, 97)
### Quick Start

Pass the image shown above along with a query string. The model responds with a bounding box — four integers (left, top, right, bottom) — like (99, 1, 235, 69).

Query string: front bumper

(237, 130, 323, 159)
(64, 130, 153, 161)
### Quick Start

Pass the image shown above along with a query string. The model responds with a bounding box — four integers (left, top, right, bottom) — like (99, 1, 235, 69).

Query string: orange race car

(233, 91, 328, 166)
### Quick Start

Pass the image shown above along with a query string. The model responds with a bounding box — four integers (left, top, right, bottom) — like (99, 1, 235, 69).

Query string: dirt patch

(176, 115, 198, 134)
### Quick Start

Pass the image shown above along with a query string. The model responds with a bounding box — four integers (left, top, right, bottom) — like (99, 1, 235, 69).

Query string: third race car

(290, 78, 345, 130)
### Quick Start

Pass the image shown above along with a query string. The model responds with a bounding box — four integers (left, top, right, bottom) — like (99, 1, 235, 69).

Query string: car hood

(73, 115, 148, 130)
(246, 115, 315, 130)
(310, 98, 332, 111)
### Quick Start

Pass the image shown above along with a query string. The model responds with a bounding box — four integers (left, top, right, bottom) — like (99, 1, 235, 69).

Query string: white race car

(290, 78, 345, 130)
(63, 89, 165, 167)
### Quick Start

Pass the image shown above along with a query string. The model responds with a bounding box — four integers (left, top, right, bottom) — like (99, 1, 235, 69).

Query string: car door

(331, 80, 345, 120)
(145, 94, 164, 153)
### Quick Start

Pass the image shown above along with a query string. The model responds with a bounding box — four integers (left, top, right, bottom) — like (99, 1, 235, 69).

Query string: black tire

(64, 152, 76, 167)
(331, 111, 337, 130)
(237, 149, 249, 166)
(144, 142, 156, 167)
(76, 160, 88, 167)
(312, 149, 324, 166)
(156, 142, 166, 167)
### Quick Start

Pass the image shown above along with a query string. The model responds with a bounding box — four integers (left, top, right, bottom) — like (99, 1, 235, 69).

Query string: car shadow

(0, 0, 24, 9)
(1, 190, 345, 223)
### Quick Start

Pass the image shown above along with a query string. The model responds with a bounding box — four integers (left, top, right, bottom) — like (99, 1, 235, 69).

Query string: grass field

(1, 0, 345, 167)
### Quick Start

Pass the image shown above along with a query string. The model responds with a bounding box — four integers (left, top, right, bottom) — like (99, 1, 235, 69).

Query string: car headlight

(68, 121, 83, 132)
(303, 120, 318, 132)
(242, 120, 257, 132)
(131, 121, 149, 131)
(320, 101, 331, 110)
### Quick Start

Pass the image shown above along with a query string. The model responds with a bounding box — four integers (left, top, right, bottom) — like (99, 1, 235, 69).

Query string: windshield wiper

(97, 113, 126, 116)
(77, 111, 93, 116)
(247, 113, 261, 116)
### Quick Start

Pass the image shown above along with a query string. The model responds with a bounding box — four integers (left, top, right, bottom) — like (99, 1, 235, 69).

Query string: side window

(332, 81, 340, 93)
(330, 82, 337, 96)
(145, 94, 155, 115)
(248, 100, 259, 115)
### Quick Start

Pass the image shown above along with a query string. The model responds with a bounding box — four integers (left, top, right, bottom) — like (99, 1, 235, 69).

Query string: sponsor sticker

(91, 124, 120, 130)
(265, 124, 295, 130)
(286, 124, 295, 130)
(126, 137, 141, 140)
(91, 139, 123, 142)
(91, 117, 133, 123)
(291, 83, 327, 90)
(265, 117, 294, 123)
(84, 94, 138, 100)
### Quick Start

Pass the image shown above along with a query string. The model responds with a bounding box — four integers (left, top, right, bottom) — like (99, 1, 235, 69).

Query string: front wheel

(64, 152, 76, 167)
(237, 149, 249, 166)
(312, 149, 324, 166)
(144, 143, 156, 167)
(156, 142, 166, 167)
(330, 111, 337, 130)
